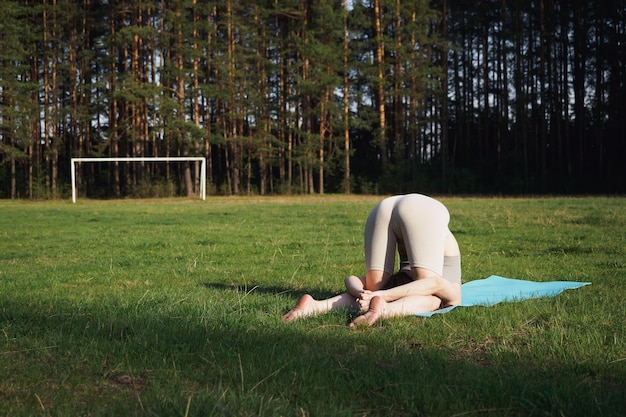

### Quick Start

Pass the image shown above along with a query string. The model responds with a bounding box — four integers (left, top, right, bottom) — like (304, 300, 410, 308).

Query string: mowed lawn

(0, 196, 624, 417)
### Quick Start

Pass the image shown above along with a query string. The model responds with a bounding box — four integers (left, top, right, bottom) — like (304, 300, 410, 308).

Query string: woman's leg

(349, 294, 442, 328)
(357, 270, 461, 313)
(282, 292, 357, 323)
(364, 196, 400, 289)
(365, 269, 391, 291)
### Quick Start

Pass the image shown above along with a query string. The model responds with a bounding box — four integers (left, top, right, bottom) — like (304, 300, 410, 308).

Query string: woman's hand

(357, 289, 384, 313)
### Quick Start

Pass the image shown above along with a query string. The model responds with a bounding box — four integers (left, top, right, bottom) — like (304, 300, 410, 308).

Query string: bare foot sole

(282, 294, 315, 323)
(349, 296, 386, 328)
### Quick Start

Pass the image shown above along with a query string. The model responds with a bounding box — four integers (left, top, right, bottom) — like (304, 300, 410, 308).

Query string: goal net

(70, 157, 206, 203)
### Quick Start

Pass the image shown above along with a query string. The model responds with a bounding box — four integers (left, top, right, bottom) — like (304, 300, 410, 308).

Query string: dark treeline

(1, 0, 624, 199)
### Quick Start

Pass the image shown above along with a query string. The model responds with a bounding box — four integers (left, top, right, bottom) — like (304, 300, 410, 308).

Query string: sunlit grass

(0, 196, 624, 416)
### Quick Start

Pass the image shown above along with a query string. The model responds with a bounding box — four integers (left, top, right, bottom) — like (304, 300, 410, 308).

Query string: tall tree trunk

(342, 0, 350, 193)
(192, 0, 201, 195)
(42, 0, 52, 196)
(572, 0, 587, 189)
(226, 0, 239, 195)
(318, 84, 328, 195)
(173, 4, 193, 196)
(480, 14, 488, 172)
(373, 0, 387, 169)
(497, 0, 508, 184)
(204, 3, 218, 187)
(257, 10, 269, 196)
(409, 9, 419, 178)
(109, 3, 120, 196)
(50, 0, 58, 199)
(513, 6, 528, 190)
(441, 0, 449, 191)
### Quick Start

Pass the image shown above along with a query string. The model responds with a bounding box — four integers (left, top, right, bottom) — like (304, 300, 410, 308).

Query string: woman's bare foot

(349, 296, 386, 328)
(282, 294, 316, 323)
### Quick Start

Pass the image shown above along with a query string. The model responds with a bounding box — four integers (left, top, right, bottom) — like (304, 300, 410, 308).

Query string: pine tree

(0, 1, 37, 198)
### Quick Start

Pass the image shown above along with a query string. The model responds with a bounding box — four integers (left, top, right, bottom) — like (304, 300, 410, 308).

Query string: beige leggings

(364, 194, 461, 285)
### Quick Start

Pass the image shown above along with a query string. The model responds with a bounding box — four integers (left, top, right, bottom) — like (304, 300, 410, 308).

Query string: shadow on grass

(199, 281, 339, 301)
(1, 294, 625, 417)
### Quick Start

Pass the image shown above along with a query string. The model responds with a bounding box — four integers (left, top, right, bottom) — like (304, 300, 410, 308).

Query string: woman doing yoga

(282, 193, 462, 327)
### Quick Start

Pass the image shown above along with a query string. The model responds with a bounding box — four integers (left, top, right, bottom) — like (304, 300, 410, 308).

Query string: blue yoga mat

(417, 275, 591, 317)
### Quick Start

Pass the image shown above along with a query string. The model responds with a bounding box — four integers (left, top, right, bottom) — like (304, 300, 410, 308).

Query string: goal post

(71, 157, 206, 203)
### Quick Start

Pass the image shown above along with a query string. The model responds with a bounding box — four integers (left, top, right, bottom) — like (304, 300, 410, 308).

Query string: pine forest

(0, 0, 625, 199)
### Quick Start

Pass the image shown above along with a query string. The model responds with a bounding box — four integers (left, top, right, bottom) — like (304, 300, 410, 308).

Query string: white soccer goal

(70, 157, 206, 203)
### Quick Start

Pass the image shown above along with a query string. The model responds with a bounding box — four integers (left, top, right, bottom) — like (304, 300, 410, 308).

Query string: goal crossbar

(71, 157, 206, 203)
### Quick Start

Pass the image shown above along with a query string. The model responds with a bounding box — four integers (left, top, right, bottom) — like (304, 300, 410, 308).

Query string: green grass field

(1, 196, 624, 417)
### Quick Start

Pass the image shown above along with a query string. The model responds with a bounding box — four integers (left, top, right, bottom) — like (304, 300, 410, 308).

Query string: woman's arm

(360, 269, 461, 307)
